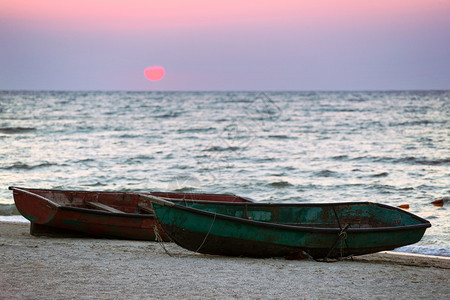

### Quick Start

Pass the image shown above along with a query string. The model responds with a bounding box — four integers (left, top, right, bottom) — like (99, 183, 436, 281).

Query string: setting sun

(144, 66, 165, 81)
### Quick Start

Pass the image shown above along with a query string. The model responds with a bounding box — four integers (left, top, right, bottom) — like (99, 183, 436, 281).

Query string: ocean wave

(319, 108, 361, 113)
(0, 127, 36, 134)
(362, 184, 397, 194)
(1, 162, 60, 170)
(268, 135, 292, 139)
(314, 170, 339, 178)
(400, 187, 414, 191)
(390, 120, 447, 126)
(153, 111, 182, 118)
(0, 203, 19, 216)
(398, 157, 450, 166)
(82, 181, 107, 187)
(172, 186, 197, 192)
(217, 94, 255, 103)
(268, 181, 293, 188)
(127, 155, 155, 161)
(78, 158, 96, 162)
(347, 97, 367, 103)
(370, 172, 389, 178)
(331, 155, 349, 161)
(118, 134, 141, 138)
(204, 146, 240, 152)
(177, 127, 216, 134)
(337, 156, 449, 166)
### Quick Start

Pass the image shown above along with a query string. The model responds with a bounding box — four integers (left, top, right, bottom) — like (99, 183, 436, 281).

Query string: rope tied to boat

(338, 228, 348, 258)
(323, 223, 350, 262)
(331, 206, 352, 259)
(154, 225, 172, 257)
(195, 213, 217, 253)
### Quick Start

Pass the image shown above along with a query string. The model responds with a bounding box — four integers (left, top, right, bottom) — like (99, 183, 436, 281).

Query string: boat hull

(11, 188, 165, 240)
(10, 187, 252, 241)
(150, 201, 431, 259)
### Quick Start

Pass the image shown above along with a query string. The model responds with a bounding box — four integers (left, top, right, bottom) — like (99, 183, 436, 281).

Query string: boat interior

(17, 188, 250, 215)
(179, 202, 424, 229)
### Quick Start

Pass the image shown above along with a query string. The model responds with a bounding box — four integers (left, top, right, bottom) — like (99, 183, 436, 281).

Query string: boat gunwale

(10, 186, 62, 208)
(155, 201, 431, 234)
(8, 186, 251, 201)
(10, 187, 150, 219)
(9, 186, 251, 219)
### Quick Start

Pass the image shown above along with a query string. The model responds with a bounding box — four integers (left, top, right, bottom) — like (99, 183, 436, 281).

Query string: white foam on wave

(0, 215, 29, 223)
(394, 245, 450, 257)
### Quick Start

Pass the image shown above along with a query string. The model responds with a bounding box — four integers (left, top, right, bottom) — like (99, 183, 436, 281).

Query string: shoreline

(1, 222, 449, 299)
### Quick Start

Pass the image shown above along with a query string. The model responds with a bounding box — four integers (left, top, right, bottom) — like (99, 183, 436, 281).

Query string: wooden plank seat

(86, 201, 124, 214)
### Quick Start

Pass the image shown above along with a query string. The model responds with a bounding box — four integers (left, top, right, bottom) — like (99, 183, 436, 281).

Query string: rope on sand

(154, 226, 172, 257)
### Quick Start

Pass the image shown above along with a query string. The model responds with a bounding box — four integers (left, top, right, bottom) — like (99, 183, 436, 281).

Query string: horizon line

(1, 89, 449, 93)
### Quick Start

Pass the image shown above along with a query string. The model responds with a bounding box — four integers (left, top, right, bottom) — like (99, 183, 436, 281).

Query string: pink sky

(1, 0, 449, 90)
(2, 0, 447, 31)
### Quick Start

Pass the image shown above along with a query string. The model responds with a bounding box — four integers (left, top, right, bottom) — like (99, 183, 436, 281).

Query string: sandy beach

(0, 222, 448, 299)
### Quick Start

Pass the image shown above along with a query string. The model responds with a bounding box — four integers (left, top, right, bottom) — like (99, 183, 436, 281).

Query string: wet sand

(0, 222, 448, 299)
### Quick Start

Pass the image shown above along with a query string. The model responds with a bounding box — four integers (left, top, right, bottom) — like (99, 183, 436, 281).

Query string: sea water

(0, 91, 448, 256)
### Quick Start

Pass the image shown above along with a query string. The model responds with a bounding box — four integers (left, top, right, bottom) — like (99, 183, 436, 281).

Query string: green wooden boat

(141, 195, 431, 259)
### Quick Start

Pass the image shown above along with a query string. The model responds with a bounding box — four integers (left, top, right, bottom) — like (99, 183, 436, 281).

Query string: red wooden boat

(9, 186, 253, 241)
